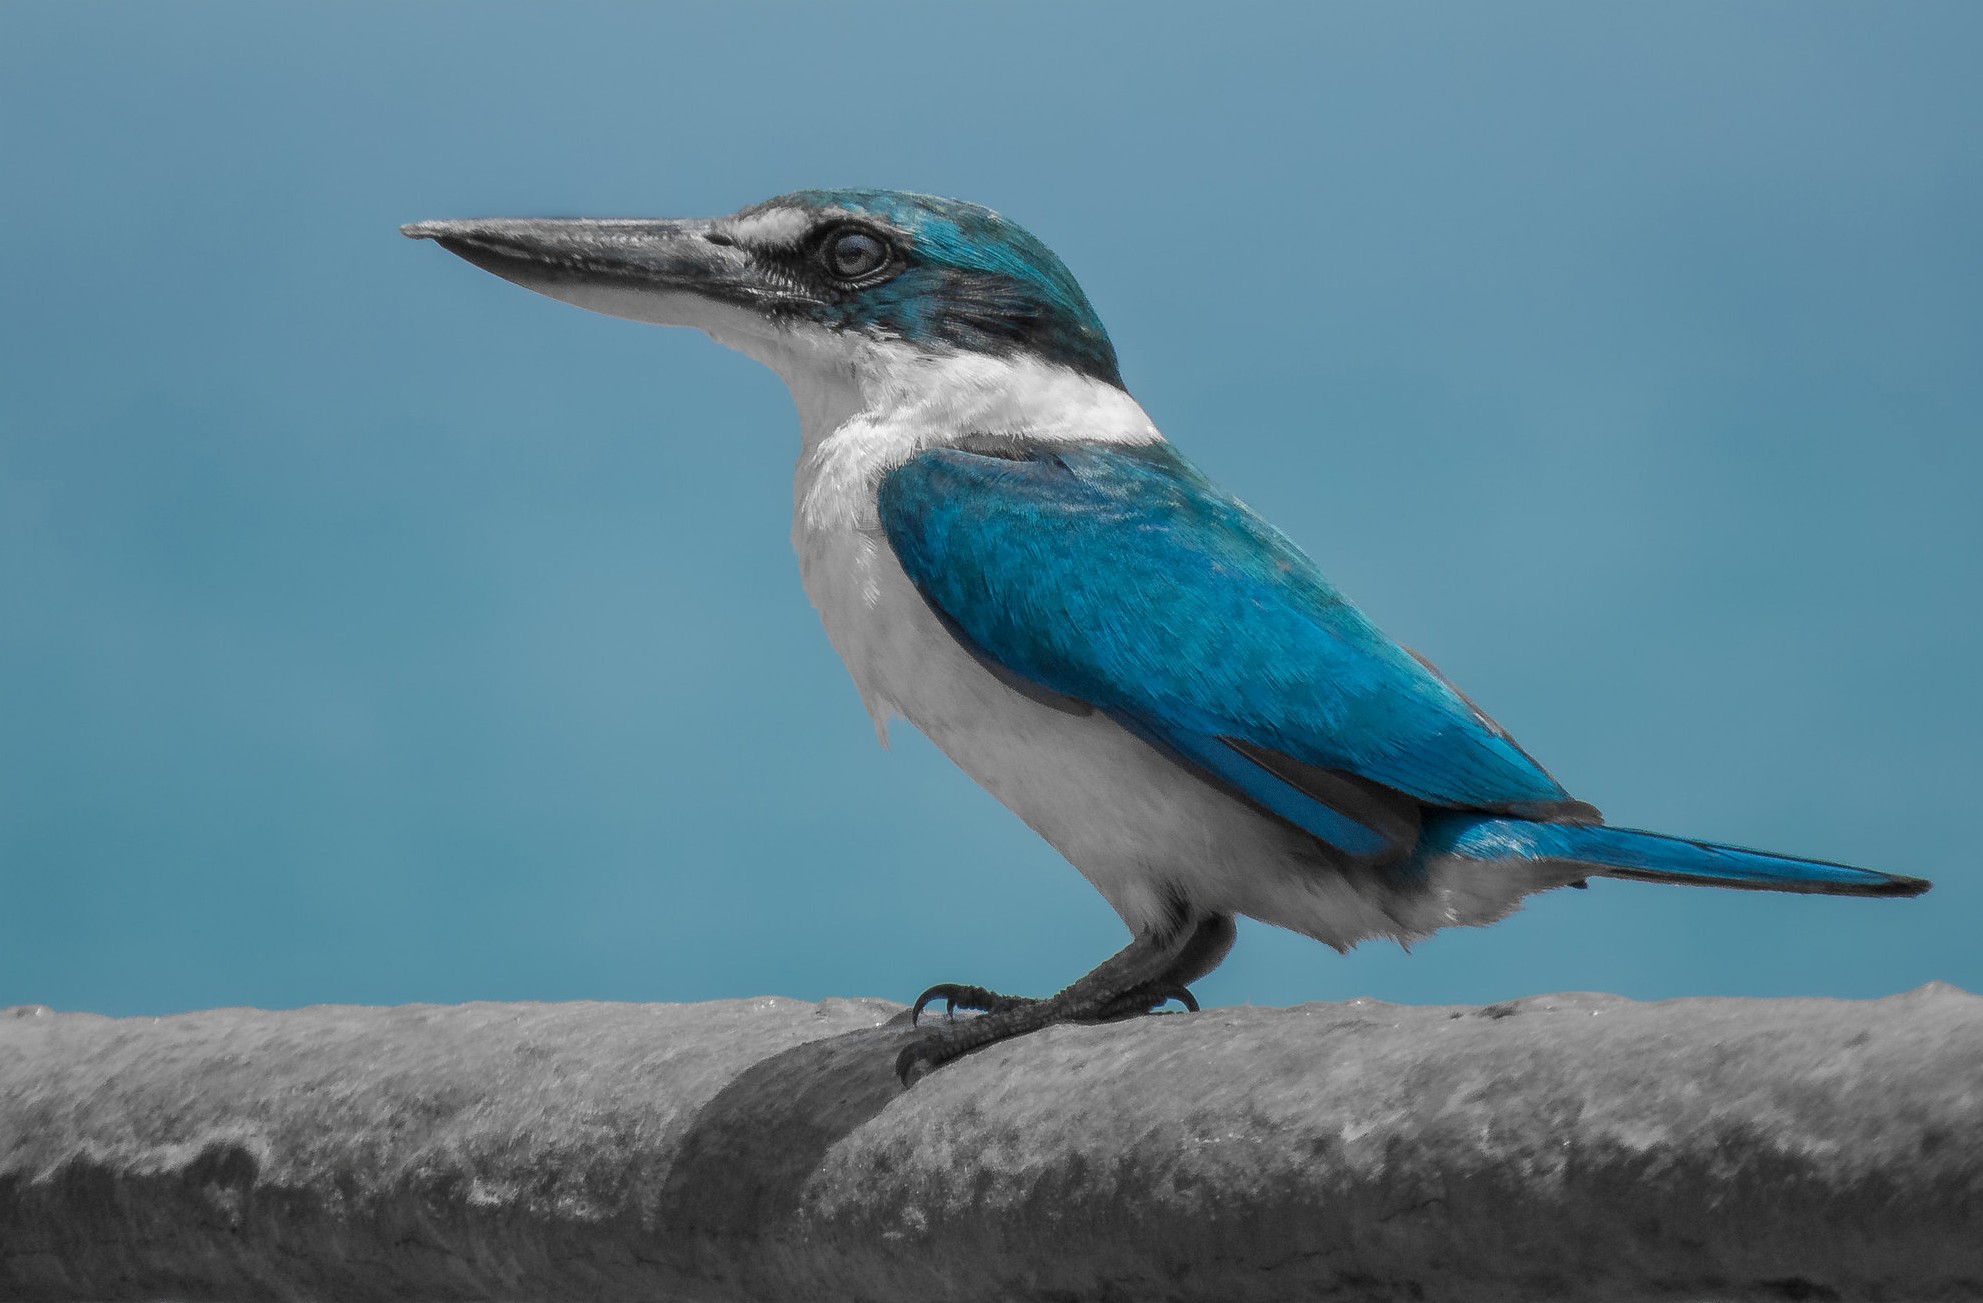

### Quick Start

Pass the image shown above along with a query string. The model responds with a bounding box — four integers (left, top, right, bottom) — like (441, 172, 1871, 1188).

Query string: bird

(403, 189, 1931, 1085)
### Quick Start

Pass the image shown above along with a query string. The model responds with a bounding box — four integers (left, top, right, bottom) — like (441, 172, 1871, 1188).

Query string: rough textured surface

(2, 987, 1980, 1302)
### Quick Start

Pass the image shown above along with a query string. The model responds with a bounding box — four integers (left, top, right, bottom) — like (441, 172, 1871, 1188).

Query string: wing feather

(878, 440, 1589, 862)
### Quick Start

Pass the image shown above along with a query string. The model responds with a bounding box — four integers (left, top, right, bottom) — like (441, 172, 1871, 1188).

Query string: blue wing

(877, 440, 1594, 864)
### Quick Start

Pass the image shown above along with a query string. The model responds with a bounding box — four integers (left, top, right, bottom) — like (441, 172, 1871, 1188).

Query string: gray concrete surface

(2, 986, 1980, 1301)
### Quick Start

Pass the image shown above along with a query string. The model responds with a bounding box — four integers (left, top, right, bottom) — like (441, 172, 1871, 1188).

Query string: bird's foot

(895, 915, 1229, 1088)
(909, 979, 1196, 1026)
(1098, 980, 1199, 1019)
(895, 979, 1201, 1086)
(908, 983, 1034, 1024)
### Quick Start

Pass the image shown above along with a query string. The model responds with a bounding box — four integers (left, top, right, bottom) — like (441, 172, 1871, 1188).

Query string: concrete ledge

(3, 986, 1980, 1301)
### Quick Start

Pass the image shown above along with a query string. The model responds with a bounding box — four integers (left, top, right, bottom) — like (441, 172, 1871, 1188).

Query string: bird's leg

(896, 911, 1232, 1086)
(912, 913, 1236, 1025)
(1095, 913, 1236, 1020)
(911, 913, 1235, 1024)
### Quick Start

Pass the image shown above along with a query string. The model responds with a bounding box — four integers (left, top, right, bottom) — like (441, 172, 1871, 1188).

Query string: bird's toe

(1096, 981, 1199, 1021)
(908, 982, 1035, 1025)
(895, 1040, 937, 1088)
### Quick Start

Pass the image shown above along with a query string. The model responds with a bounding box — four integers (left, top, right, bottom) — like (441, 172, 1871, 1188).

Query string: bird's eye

(823, 227, 891, 281)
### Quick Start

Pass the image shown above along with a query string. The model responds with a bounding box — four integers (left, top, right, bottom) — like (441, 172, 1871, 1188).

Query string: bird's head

(403, 189, 1122, 391)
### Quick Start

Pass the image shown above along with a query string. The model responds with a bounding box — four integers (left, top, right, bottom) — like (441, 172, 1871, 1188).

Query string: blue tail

(1418, 813, 1931, 897)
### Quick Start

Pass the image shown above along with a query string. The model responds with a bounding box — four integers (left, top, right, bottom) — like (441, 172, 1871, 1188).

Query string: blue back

(879, 441, 1586, 862)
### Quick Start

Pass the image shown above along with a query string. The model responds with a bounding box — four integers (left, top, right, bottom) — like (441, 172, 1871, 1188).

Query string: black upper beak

(401, 217, 767, 329)
(402, 217, 741, 290)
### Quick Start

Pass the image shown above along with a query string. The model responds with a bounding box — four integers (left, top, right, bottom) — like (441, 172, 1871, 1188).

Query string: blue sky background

(3, 3, 1977, 1017)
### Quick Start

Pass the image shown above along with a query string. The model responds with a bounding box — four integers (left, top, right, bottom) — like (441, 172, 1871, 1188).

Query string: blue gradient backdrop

(3, 3, 1977, 1016)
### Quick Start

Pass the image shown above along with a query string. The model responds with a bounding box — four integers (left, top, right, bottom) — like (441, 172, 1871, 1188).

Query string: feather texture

(1415, 814, 1930, 896)
(878, 440, 1589, 862)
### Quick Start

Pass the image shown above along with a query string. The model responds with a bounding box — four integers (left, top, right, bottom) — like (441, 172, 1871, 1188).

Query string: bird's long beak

(401, 217, 766, 332)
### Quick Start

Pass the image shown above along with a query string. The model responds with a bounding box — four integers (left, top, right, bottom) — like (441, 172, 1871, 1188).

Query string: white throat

(687, 321, 1164, 738)
(717, 327, 1164, 534)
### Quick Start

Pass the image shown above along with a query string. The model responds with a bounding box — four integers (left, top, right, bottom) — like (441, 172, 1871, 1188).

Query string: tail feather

(1419, 813, 1931, 897)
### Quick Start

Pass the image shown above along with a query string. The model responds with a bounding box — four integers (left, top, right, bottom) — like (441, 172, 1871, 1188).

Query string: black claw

(909, 983, 1027, 1025)
(896, 1041, 938, 1087)
(1096, 981, 1200, 1021)
(907, 985, 950, 1026)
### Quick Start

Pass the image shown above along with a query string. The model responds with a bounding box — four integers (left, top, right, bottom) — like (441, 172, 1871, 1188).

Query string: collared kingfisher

(405, 190, 1930, 1085)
